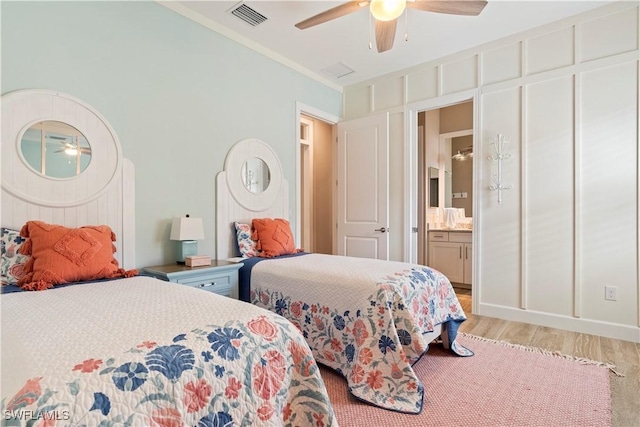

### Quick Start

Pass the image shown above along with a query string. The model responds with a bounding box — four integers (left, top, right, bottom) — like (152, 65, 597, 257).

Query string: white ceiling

(170, 0, 614, 88)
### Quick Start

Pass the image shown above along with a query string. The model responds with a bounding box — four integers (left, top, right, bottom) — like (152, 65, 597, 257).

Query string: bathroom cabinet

(428, 230, 472, 288)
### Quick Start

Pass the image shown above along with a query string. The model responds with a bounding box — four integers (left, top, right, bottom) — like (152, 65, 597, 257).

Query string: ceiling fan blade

(375, 18, 397, 53)
(408, 0, 487, 16)
(295, 1, 370, 29)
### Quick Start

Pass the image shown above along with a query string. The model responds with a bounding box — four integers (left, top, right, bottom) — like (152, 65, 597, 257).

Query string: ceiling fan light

(65, 147, 78, 156)
(370, 0, 406, 21)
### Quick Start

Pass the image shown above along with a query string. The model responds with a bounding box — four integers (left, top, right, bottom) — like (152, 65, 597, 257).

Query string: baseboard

(477, 303, 640, 343)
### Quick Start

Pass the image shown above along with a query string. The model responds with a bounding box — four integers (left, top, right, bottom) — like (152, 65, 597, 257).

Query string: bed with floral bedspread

(241, 253, 472, 415)
(1, 276, 336, 427)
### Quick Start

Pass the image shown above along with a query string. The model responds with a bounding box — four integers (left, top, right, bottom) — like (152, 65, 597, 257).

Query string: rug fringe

(459, 332, 625, 377)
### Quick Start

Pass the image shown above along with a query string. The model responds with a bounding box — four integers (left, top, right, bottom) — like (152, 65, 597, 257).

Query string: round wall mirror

(241, 157, 271, 193)
(20, 120, 91, 179)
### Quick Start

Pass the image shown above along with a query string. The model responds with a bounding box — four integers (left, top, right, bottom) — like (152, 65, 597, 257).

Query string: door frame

(404, 89, 480, 313)
(295, 102, 340, 251)
(299, 116, 314, 252)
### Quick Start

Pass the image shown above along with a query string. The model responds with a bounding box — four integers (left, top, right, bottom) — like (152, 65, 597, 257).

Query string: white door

(336, 113, 389, 259)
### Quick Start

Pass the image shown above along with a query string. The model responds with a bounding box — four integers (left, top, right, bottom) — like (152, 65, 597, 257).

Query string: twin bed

(0, 91, 334, 426)
(2, 90, 471, 426)
(216, 139, 472, 414)
(1, 275, 335, 426)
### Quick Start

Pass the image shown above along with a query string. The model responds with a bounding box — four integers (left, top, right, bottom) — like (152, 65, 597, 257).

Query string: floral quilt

(246, 253, 472, 414)
(1, 277, 336, 426)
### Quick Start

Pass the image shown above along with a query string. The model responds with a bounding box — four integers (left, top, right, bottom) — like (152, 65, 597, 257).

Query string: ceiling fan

(295, 0, 488, 53)
(50, 136, 91, 156)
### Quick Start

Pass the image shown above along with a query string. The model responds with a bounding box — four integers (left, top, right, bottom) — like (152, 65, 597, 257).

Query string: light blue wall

(1, 1, 342, 267)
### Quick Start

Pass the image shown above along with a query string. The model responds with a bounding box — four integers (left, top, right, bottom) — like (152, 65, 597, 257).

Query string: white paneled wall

(579, 61, 638, 326)
(407, 66, 439, 103)
(481, 43, 521, 85)
(343, 3, 639, 342)
(442, 56, 478, 94)
(525, 76, 574, 316)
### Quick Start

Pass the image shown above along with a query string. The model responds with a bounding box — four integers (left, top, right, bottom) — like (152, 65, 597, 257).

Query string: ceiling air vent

(228, 2, 268, 27)
(322, 62, 355, 79)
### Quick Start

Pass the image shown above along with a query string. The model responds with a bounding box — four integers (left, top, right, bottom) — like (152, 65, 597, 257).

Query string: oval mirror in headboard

(216, 138, 289, 260)
(224, 138, 283, 212)
(20, 120, 93, 179)
(1, 89, 135, 269)
(1, 89, 122, 207)
(241, 157, 271, 194)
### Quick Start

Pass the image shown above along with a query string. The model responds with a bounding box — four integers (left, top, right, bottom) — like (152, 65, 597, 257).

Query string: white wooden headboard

(1, 89, 135, 269)
(216, 138, 288, 260)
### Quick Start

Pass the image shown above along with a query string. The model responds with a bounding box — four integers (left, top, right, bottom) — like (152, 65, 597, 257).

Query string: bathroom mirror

(449, 135, 473, 216)
(20, 120, 91, 178)
(428, 167, 439, 208)
(241, 157, 271, 193)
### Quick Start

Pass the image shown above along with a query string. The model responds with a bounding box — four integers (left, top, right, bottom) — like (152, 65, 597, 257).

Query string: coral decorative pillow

(251, 218, 299, 258)
(234, 222, 258, 258)
(17, 221, 137, 291)
(1, 228, 30, 285)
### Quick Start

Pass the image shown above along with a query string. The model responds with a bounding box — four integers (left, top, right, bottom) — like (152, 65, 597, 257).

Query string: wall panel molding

(343, 2, 640, 342)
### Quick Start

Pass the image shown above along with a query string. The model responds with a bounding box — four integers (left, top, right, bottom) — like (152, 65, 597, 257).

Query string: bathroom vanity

(428, 229, 472, 289)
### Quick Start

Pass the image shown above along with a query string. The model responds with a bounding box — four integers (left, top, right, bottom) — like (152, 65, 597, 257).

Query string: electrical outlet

(605, 286, 617, 301)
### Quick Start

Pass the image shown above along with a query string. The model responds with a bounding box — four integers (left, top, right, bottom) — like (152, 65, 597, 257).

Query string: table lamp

(170, 214, 204, 264)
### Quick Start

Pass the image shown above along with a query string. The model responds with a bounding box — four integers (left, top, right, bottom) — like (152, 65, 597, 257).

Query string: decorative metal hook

(487, 134, 512, 204)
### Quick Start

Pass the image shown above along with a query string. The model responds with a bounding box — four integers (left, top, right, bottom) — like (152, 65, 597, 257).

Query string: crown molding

(156, 1, 343, 93)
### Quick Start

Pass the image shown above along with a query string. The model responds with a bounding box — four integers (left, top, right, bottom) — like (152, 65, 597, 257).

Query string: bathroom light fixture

(370, 0, 406, 21)
(452, 151, 466, 161)
(452, 147, 473, 161)
(170, 214, 205, 264)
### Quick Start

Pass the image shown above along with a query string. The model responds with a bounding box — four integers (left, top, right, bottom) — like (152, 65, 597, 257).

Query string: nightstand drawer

(177, 273, 233, 296)
(180, 280, 234, 297)
(143, 261, 242, 300)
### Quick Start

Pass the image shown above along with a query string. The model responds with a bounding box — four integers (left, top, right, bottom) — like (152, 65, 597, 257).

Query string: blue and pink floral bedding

(243, 253, 472, 414)
(1, 276, 336, 426)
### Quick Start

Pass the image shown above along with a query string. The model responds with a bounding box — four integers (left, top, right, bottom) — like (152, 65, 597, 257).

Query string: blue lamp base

(177, 240, 198, 264)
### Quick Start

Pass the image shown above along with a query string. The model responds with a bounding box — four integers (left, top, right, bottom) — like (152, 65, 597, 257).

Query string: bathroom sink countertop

(429, 227, 472, 232)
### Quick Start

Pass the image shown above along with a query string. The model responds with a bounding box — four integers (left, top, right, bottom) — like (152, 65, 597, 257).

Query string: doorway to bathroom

(412, 98, 476, 311)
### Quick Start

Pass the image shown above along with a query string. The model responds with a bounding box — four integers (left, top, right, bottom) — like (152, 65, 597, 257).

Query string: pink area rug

(321, 333, 613, 427)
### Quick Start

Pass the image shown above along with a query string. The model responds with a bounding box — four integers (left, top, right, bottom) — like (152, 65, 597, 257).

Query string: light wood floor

(453, 288, 640, 427)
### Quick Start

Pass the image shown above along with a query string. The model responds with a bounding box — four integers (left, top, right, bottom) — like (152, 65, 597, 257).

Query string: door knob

(374, 227, 387, 233)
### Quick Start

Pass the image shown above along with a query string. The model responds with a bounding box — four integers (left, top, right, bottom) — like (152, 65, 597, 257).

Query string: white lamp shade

(170, 217, 204, 241)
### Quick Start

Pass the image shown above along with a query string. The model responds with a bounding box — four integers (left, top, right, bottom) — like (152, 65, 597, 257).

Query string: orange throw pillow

(251, 218, 300, 258)
(17, 221, 137, 291)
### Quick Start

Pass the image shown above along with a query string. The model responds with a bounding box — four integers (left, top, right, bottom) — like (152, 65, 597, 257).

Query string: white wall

(344, 2, 639, 342)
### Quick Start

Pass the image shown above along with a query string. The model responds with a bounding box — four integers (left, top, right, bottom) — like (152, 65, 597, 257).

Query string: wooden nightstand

(143, 260, 243, 299)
